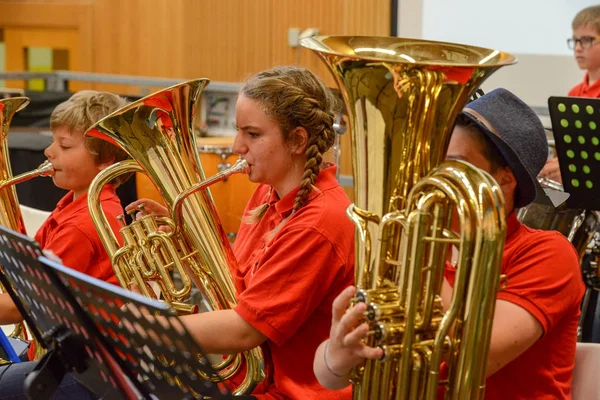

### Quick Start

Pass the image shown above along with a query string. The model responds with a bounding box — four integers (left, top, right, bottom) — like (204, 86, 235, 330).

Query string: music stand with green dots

(548, 96, 600, 210)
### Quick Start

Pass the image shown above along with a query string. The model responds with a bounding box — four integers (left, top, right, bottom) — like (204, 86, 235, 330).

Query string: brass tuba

(0, 97, 54, 363)
(302, 36, 514, 399)
(85, 79, 263, 395)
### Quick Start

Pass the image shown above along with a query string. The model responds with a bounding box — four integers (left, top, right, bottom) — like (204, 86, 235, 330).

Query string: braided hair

(241, 66, 339, 233)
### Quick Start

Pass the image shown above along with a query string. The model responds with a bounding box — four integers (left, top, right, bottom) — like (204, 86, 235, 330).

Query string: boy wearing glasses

(568, 5, 600, 97)
(540, 5, 600, 183)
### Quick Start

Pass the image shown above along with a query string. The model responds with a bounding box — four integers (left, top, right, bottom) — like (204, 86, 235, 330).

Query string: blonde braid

(242, 203, 269, 224)
(293, 126, 330, 211)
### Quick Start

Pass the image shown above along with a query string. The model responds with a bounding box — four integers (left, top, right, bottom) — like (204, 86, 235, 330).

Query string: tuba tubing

(303, 36, 515, 399)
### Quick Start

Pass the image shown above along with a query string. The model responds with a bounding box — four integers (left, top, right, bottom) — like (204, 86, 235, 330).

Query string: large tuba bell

(85, 79, 263, 395)
(0, 97, 54, 363)
(302, 36, 515, 399)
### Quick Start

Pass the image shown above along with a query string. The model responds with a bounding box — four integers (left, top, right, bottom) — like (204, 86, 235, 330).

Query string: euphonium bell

(302, 36, 515, 399)
(0, 97, 40, 233)
(85, 79, 263, 395)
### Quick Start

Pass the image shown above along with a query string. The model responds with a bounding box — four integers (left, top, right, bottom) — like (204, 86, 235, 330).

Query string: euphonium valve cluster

(85, 79, 262, 395)
(302, 36, 515, 399)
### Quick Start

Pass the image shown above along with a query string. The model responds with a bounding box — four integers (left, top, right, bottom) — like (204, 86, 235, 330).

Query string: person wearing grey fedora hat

(315, 88, 583, 399)
(458, 87, 549, 209)
(443, 88, 582, 398)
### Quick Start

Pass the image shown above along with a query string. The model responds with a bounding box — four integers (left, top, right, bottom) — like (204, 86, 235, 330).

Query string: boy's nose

(44, 143, 54, 159)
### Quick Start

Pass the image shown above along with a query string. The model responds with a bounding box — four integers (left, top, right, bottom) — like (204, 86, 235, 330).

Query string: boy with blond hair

(0, 91, 129, 329)
(568, 5, 600, 97)
(541, 5, 600, 182)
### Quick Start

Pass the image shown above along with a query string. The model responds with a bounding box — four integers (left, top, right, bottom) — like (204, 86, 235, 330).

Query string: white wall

(398, 0, 597, 108)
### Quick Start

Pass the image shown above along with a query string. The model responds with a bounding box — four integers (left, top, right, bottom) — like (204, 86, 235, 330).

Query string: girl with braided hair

(126, 65, 354, 399)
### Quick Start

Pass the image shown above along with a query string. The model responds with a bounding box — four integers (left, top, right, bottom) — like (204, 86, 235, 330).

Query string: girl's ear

(287, 127, 309, 154)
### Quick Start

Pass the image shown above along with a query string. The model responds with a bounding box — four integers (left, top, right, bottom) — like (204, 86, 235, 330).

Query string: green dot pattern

(551, 98, 600, 201)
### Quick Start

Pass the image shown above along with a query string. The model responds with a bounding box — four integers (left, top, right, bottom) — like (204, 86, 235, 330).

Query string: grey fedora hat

(461, 88, 548, 208)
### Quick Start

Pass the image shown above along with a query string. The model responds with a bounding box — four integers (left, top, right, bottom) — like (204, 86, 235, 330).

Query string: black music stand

(0, 226, 231, 399)
(37, 257, 232, 400)
(0, 229, 135, 400)
(548, 96, 600, 210)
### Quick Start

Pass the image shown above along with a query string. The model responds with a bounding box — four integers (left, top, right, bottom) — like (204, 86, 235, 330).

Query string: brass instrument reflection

(85, 80, 263, 395)
(303, 36, 515, 399)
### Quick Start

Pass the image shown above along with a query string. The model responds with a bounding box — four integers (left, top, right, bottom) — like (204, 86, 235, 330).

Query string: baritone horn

(302, 36, 515, 399)
(85, 79, 263, 395)
(0, 97, 54, 363)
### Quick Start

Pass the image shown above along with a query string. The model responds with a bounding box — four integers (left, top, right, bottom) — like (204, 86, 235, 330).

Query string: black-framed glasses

(567, 36, 600, 50)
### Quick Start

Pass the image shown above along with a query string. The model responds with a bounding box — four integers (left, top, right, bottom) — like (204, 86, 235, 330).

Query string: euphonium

(85, 79, 263, 395)
(302, 36, 515, 399)
(0, 97, 54, 363)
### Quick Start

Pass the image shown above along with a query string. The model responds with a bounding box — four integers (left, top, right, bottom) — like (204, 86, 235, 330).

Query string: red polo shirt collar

(582, 73, 600, 93)
(570, 72, 600, 98)
(266, 163, 340, 218)
(52, 184, 117, 224)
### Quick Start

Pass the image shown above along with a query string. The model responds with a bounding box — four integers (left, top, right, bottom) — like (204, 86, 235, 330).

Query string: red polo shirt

(34, 184, 122, 285)
(232, 164, 353, 400)
(445, 211, 584, 399)
(569, 73, 600, 98)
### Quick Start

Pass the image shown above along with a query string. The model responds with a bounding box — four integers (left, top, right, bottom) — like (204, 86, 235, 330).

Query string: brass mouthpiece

(171, 158, 250, 228)
(0, 160, 54, 191)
